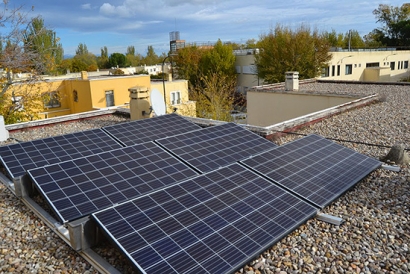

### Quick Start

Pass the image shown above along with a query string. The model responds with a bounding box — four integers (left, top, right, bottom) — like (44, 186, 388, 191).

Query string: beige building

(321, 49, 410, 82)
(235, 48, 410, 92)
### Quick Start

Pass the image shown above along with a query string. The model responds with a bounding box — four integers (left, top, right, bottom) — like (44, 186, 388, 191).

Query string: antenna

(150, 89, 166, 116)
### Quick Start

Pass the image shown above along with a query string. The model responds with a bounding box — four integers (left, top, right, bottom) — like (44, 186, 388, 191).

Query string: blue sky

(7, 0, 405, 57)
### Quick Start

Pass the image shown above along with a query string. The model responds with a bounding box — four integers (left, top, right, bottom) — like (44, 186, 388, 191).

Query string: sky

(6, 0, 406, 57)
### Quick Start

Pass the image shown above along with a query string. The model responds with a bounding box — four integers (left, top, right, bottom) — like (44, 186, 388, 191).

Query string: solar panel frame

(241, 134, 382, 208)
(92, 163, 318, 274)
(0, 128, 123, 179)
(27, 141, 199, 223)
(155, 122, 278, 173)
(102, 113, 202, 146)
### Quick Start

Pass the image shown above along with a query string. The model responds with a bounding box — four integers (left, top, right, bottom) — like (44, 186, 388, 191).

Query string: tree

(142, 45, 160, 65)
(191, 71, 236, 121)
(255, 24, 332, 83)
(0, 2, 47, 123)
(200, 39, 236, 78)
(125, 45, 142, 66)
(343, 30, 366, 49)
(70, 43, 97, 72)
(366, 3, 410, 46)
(108, 52, 126, 68)
(97, 46, 109, 69)
(174, 40, 237, 120)
(23, 16, 63, 75)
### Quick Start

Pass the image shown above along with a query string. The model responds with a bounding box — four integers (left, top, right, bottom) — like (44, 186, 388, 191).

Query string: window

(404, 61, 409, 69)
(390, 61, 395, 70)
(337, 65, 340, 76)
(321, 67, 329, 77)
(105, 90, 115, 107)
(73, 90, 78, 102)
(171, 91, 181, 105)
(331, 65, 335, 76)
(43, 91, 61, 108)
(345, 64, 352, 75)
(366, 62, 380, 68)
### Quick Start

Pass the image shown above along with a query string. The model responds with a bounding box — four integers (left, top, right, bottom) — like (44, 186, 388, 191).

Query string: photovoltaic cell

(27, 142, 199, 223)
(92, 163, 317, 274)
(0, 129, 122, 179)
(241, 134, 381, 208)
(156, 123, 277, 173)
(102, 113, 201, 146)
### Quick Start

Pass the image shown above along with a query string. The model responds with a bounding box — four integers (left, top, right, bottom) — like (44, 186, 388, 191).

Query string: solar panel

(0, 129, 123, 179)
(92, 163, 317, 274)
(156, 123, 277, 173)
(241, 134, 381, 208)
(27, 142, 199, 223)
(102, 113, 201, 146)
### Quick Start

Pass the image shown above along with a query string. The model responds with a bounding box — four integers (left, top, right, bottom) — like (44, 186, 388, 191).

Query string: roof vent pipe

(285, 71, 299, 91)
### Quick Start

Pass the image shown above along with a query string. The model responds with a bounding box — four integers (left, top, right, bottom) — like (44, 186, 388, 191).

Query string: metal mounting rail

(0, 175, 120, 274)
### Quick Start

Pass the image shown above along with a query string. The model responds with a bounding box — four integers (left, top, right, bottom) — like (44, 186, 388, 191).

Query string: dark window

(345, 64, 352, 75)
(105, 90, 115, 107)
(366, 62, 380, 68)
(43, 91, 61, 108)
(321, 67, 329, 77)
(337, 65, 340, 76)
(331, 65, 335, 76)
(390, 62, 395, 70)
(404, 61, 409, 69)
(73, 90, 78, 102)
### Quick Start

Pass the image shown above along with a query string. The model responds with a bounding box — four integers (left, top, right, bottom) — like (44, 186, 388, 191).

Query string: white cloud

(100, 3, 132, 17)
(81, 4, 92, 10)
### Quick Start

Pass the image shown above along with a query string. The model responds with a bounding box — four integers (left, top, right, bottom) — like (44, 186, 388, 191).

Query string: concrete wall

(247, 91, 356, 127)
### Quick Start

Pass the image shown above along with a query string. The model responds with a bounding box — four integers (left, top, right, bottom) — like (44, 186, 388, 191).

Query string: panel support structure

(316, 213, 344, 226)
(68, 217, 98, 251)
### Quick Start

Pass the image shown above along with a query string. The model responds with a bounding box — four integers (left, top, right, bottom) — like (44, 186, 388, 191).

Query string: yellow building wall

(87, 75, 151, 109)
(247, 91, 356, 127)
(151, 80, 196, 117)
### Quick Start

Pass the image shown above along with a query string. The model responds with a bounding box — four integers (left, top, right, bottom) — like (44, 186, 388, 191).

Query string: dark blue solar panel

(102, 113, 201, 146)
(28, 142, 198, 223)
(241, 134, 381, 208)
(92, 163, 317, 274)
(156, 123, 277, 173)
(0, 129, 122, 179)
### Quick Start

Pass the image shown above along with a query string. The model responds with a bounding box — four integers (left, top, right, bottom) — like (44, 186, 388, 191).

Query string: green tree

(97, 46, 109, 69)
(70, 43, 97, 72)
(343, 30, 366, 49)
(125, 45, 142, 66)
(200, 39, 236, 77)
(255, 24, 332, 83)
(191, 71, 236, 121)
(173, 45, 206, 85)
(174, 40, 237, 120)
(23, 16, 63, 75)
(108, 52, 126, 68)
(142, 45, 160, 65)
(366, 3, 410, 46)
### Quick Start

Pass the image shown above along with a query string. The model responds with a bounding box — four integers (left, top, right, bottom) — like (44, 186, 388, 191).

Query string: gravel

(1, 82, 409, 273)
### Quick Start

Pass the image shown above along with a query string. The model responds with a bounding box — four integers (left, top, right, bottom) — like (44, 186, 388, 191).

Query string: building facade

(5, 71, 195, 122)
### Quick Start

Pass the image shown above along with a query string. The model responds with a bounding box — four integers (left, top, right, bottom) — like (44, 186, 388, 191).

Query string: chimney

(81, 71, 88, 80)
(285, 71, 299, 91)
(129, 86, 151, 120)
(167, 73, 172, 82)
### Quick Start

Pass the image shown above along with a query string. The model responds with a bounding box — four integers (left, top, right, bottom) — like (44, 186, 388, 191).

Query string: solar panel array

(156, 123, 278, 173)
(92, 163, 318, 274)
(0, 129, 122, 179)
(241, 134, 381, 208)
(28, 142, 198, 223)
(103, 113, 201, 146)
(0, 112, 382, 274)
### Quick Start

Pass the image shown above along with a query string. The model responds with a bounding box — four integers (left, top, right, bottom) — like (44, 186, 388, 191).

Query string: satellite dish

(150, 88, 166, 116)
